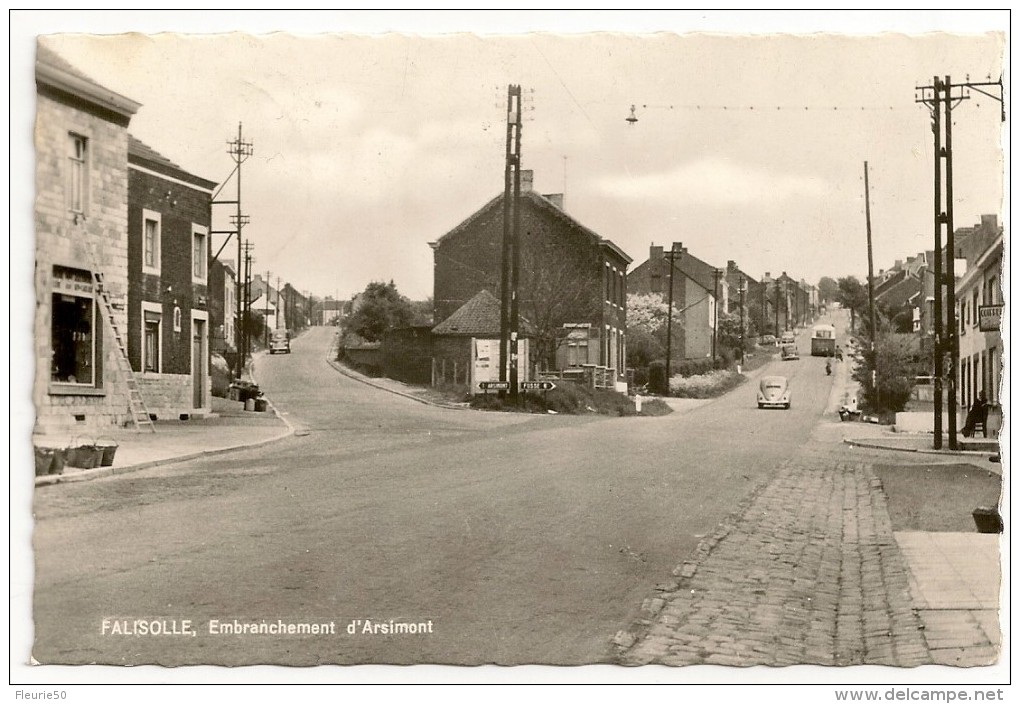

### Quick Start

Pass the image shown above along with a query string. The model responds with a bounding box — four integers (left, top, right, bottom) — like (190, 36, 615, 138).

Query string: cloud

(596, 157, 831, 207)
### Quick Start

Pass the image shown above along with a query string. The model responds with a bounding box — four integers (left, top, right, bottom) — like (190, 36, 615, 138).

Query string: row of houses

(873, 214, 1004, 411)
(363, 170, 816, 393)
(33, 46, 313, 433)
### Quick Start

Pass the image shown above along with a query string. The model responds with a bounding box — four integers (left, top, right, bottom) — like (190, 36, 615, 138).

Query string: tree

(625, 292, 682, 370)
(836, 276, 868, 333)
(817, 276, 838, 305)
(344, 281, 414, 342)
(716, 311, 755, 361)
(851, 331, 923, 416)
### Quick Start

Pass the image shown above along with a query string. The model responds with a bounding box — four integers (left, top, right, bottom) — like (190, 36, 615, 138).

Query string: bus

(811, 323, 836, 357)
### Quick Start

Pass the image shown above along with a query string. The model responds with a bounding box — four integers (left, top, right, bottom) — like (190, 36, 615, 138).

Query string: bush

(469, 381, 673, 417)
(674, 358, 729, 377)
(669, 370, 746, 398)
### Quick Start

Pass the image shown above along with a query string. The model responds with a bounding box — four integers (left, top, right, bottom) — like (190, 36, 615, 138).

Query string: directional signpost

(478, 381, 510, 392)
(519, 381, 556, 391)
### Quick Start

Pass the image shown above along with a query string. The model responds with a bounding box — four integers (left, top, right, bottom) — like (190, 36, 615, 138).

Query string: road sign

(478, 381, 510, 391)
(519, 381, 556, 391)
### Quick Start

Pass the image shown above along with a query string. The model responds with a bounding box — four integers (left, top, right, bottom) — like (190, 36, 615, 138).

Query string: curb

(842, 437, 998, 457)
(35, 373, 296, 487)
(325, 356, 468, 411)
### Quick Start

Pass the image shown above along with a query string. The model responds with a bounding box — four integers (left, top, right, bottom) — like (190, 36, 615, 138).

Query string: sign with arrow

(478, 381, 510, 391)
(519, 381, 556, 391)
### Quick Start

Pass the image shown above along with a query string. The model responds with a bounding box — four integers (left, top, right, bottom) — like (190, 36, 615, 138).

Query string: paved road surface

(33, 322, 842, 665)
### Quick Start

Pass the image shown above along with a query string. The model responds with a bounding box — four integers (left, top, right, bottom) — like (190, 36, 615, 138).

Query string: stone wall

(137, 373, 196, 419)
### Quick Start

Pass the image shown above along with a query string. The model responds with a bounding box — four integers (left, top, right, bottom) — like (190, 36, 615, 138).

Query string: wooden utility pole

(739, 276, 746, 366)
(712, 268, 722, 363)
(864, 161, 879, 413)
(499, 85, 522, 396)
(665, 243, 682, 383)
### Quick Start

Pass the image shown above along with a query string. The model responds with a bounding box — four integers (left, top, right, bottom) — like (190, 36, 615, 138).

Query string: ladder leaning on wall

(84, 241, 156, 432)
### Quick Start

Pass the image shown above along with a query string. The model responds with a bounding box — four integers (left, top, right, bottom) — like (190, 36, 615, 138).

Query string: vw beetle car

(758, 375, 791, 409)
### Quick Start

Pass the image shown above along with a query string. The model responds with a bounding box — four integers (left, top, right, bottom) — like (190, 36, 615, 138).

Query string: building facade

(126, 136, 217, 418)
(955, 216, 1003, 412)
(34, 44, 141, 432)
(430, 171, 631, 384)
(629, 243, 719, 360)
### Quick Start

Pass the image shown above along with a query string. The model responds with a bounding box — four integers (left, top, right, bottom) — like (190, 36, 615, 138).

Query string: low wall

(894, 409, 966, 434)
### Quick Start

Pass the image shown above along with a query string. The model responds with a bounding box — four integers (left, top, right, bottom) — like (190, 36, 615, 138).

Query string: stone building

(34, 44, 141, 432)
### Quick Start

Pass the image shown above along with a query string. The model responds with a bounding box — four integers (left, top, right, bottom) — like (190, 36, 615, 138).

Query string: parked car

(758, 375, 791, 409)
(781, 344, 799, 361)
(779, 332, 796, 347)
(269, 329, 291, 354)
(760, 334, 777, 347)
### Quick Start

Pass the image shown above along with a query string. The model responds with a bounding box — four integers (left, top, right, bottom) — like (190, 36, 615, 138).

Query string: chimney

(727, 260, 737, 272)
(543, 193, 564, 209)
(894, 259, 903, 270)
(981, 214, 997, 230)
(650, 244, 663, 277)
(520, 170, 534, 193)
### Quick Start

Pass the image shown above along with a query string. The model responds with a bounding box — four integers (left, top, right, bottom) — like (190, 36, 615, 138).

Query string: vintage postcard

(13, 10, 1009, 693)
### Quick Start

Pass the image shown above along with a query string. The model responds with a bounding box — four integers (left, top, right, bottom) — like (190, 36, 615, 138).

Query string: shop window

(51, 266, 97, 386)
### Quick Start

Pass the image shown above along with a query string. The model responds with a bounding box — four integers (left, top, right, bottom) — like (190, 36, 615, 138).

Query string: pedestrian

(962, 390, 989, 438)
(825, 360, 832, 376)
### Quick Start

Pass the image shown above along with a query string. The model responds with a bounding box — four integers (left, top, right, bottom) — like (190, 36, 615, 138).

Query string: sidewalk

(34, 395, 292, 486)
(613, 351, 1003, 667)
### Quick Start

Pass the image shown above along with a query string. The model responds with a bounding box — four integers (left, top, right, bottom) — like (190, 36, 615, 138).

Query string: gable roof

(432, 289, 534, 336)
(432, 190, 632, 265)
(128, 135, 217, 191)
(36, 43, 141, 120)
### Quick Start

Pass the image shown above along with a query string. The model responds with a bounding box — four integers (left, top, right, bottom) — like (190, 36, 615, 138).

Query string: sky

(13, 11, 1008, 304)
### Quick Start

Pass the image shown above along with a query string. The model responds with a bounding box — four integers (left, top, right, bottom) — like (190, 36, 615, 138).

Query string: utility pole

(499, 85, 523, 400)
(242, 242, 255, 369)
(864, 161, 880, 414)
(216, 123, 253, 380)
(509, 94, 523, 403)
(774, 279, 780, 338)
(917, 73, 1003, 449)
(712, 268, 722, 364)
(739, 275, 746, 367)
(264, 270, 270, 349)
(665, 243, 682, 384)
(276, 276, 282, 331)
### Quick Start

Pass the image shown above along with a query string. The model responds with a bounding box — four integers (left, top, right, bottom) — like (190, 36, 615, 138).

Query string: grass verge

(668, 370, 747, 399)
(874, 462, 1001, 532)
(470, 382, 672, 416)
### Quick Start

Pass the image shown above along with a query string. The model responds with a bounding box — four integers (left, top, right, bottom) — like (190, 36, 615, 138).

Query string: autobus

(811, 323, 836, 357)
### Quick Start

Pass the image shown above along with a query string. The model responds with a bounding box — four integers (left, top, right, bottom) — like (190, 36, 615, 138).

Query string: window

(192, 225, 208, 283)
(50, 266, 97, 386)
(142, 209, 161, 274)
(973, 291, 979, 327)
(68, 133, 87, 213)
(173, 305, 182, 333)
(143, 309, 161, 373)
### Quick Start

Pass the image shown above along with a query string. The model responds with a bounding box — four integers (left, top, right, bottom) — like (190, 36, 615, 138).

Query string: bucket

(254, 398, 268, 412)
(66, 444, 101, 469)
(972, 506, 1003, 534)
(96, 438, 118, 467)
(245, 398, 256, 412)
(35, 447, 57, 476)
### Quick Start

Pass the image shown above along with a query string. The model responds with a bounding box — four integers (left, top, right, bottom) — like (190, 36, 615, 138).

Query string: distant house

(208, 258, 236, 356)
(629, 243, 720, 360)
(722, 260, 764, 335)
(34, 43, 141, 432)
(126, 135, 217, 418)
(429, 170, 631, 387)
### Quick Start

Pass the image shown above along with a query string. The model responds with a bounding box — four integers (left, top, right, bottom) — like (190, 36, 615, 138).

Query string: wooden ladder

(85, 242, 156, 432)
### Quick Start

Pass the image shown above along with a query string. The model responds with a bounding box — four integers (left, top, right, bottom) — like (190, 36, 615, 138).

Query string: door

(192, 319, 205, 408)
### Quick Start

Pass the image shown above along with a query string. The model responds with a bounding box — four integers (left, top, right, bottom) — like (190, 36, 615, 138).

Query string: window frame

(192, 224, 209, 285)
(67, 132, 88, 215)
(140, 301, 163, 375)
(49, 265, 104, 394)
(142, 209, 162, 276)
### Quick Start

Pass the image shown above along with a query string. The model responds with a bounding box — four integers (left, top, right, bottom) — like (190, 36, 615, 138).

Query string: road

(32, 320, 844, 665)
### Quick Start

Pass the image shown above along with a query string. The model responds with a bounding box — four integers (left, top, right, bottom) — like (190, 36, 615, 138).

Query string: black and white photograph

(11, 10, 1010, 694)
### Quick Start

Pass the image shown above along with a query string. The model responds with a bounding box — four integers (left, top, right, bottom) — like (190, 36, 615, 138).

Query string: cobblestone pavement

(614, 445, 933, 667)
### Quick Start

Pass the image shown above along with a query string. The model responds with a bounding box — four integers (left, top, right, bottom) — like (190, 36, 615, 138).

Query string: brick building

(629, 243, 719, 360)
(208, 258, 236, 356)
(34, 44, 141, 432)
(429, 171, 631, 386)
(126, 136, 217, 418)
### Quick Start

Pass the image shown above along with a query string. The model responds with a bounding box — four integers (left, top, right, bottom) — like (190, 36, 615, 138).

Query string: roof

(432, 289, 534, 337)
(36, 43, 141, 120)
(433, 190, 632, 265)
(128, 135, 218, 191)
